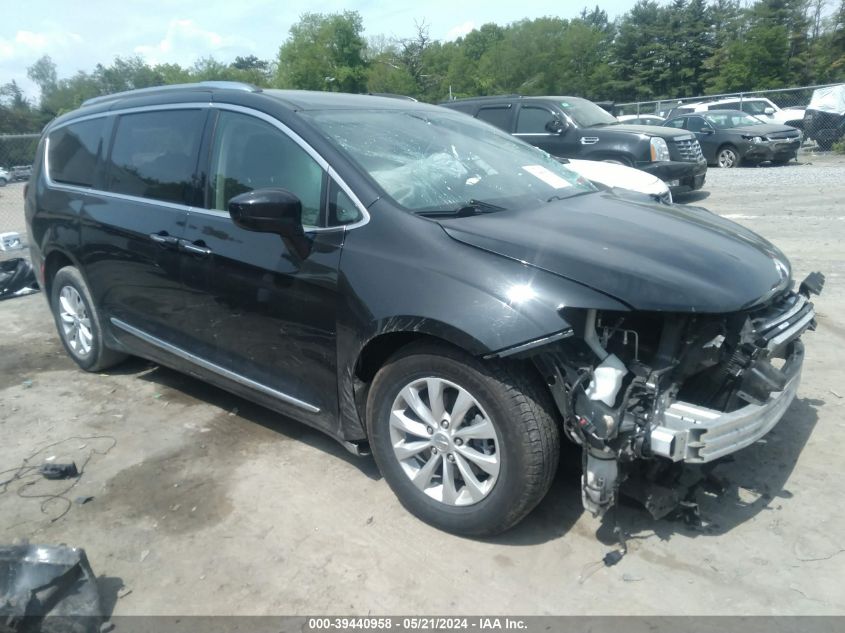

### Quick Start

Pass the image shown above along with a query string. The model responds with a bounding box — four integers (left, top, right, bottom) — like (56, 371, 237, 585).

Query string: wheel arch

(42, 248, 79, 303)
(344, 320, 556, 444)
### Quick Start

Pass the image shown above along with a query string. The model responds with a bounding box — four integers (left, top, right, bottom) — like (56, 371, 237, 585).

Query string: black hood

(604, 123, 693, 140)
(728, 123, 798, 136)
(439, 193, 791, 313)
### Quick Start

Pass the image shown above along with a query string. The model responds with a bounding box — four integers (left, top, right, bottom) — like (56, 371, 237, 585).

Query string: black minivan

(27, 83, 822, 536)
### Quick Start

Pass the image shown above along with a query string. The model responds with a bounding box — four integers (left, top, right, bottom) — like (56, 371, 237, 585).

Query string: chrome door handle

(179, 240, 212, 256)
(149, 232, 179, 246)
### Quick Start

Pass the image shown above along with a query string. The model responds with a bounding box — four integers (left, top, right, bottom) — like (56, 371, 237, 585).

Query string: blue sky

(1, 0, 634, 99)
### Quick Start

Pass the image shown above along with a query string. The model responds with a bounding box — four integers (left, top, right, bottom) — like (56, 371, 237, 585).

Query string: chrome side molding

(110, 318, 320, 414)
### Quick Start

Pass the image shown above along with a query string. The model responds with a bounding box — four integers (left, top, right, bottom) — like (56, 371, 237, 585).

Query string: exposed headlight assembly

(650, 137, 671, 162)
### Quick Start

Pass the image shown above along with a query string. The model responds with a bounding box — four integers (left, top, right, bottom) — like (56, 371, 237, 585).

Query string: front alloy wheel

(367, 342, 559, 536)
(390, 377, 500, 506)
(717, 146, 739, 168)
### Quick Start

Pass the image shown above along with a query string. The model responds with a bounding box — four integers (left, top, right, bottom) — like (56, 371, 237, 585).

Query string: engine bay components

(535, 272, 824, 519)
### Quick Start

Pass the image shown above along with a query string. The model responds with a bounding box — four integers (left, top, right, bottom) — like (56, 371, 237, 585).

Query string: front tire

(717, 145, 740, 168)
(50, 266, 127, 372)
(367, 342, 560, 536)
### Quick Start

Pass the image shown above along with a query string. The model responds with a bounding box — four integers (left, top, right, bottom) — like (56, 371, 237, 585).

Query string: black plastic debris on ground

(37, 464, 79, 481)
(0, 543, 103, 633)
(0, 258, 39, 300)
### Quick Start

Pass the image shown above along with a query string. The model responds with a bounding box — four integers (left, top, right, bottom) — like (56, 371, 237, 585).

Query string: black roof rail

(81, 81, 261, 107)
(445, 94, 524, 103)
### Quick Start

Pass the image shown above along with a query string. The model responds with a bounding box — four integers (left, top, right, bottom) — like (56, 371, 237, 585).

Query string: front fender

(333, 205, 629, 441)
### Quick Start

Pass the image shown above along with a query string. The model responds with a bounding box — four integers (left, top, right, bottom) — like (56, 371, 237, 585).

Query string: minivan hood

(439, 193, 791, 313)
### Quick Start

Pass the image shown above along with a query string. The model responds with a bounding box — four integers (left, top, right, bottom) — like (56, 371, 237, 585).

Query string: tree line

(2, 0, 845, 134)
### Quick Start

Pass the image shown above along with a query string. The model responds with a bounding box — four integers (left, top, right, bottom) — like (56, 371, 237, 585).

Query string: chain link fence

(615, 83, 842, 126)
(0, 134, 39, 254)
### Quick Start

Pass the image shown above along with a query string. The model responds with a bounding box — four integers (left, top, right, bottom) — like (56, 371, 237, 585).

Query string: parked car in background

(10, 165, 32, 181)
(617, 114, 665, 126)
(0, 167, 9, 186)
(27, 83, 823, 536)
(663, 110, 802, 168)
(803, 84, 845, 150)
(441, 95, 706, 195)
(689, 98, 805, 128)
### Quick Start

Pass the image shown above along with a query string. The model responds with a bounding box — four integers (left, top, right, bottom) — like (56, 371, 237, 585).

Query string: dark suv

(441, 95, 707, 195)
(26, 83, 821, 536)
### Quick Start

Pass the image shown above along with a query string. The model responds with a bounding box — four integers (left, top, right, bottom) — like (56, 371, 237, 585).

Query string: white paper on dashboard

(522, 165, 573, 189)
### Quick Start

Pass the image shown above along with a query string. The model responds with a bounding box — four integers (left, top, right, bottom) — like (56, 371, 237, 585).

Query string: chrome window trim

(44, 101, 371, 232)
(110, 317, 320, 413)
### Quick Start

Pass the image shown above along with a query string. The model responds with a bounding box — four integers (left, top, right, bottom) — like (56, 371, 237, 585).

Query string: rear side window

(106, 110, 206, 205)
(475, 106, 512, 131)
(48, 118, 107, 187)
(665, 118, 685, 129)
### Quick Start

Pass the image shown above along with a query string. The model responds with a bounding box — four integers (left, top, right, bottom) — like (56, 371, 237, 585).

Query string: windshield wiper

(418, 199, 507, 217)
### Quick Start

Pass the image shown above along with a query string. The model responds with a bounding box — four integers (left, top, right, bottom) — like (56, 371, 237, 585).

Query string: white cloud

(444, 20, 476, 41)
(134, 19, 252, 66)
(0, 29, 82, 62)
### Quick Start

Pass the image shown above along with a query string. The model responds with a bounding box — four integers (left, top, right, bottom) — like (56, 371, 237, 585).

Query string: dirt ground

(1, 153, 844, 616)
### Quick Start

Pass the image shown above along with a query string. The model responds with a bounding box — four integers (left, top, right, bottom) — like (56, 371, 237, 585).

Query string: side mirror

(545, 118, 569, 134)
(228, 188, 304, 238)
(764, 107, 775, 115)
(701, 127, 715, 135)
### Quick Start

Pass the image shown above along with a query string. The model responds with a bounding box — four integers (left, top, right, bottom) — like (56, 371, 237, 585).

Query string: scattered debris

(0, 543, 104, 631)
(366, 516, 374, 526)
(117, 588, 133, 600)
(74, 495, 94, 505)
(139, 550, 150, 562)
(0, 257, 39, 300)
(39, 462, 79, 480)
(21, 379, 33, 389)
(0, 435, 117, 522)
(622, 573, 643, 582)
(603, 549, 625, 567)
(830, 389, 842, 399)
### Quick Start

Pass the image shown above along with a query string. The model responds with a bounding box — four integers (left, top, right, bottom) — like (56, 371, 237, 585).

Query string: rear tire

(50, 266, 127, 372)
(367, 341, 560, 536)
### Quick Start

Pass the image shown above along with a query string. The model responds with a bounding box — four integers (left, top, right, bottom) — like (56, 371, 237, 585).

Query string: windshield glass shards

(304, 108, 596, 213)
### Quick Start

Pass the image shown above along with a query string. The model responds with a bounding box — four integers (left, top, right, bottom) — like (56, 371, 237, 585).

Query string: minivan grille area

(674, 137, 704, 162)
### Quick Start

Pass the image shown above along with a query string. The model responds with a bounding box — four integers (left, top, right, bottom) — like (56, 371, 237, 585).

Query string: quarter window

(516, 107, 556, 134)
(107, 110, 206, 205)
(48, 118, 107, 187)
(209, 111, 325, 228)
(328, 183, 362, 226)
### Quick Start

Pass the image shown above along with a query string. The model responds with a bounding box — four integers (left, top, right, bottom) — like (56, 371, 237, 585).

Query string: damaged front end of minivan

(529, 272, 824, 521)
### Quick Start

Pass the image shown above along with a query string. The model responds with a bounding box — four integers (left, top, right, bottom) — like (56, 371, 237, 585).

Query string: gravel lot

(1, 153, 844, 616)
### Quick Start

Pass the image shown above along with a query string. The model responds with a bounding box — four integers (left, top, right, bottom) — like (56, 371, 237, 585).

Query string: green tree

(277, 11, 368, 92)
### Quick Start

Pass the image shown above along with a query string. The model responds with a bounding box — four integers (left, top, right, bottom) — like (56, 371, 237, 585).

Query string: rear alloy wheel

(50, 266, 127, 372)
(367, 342, 559, 536)
(717, 145, 740, 168)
